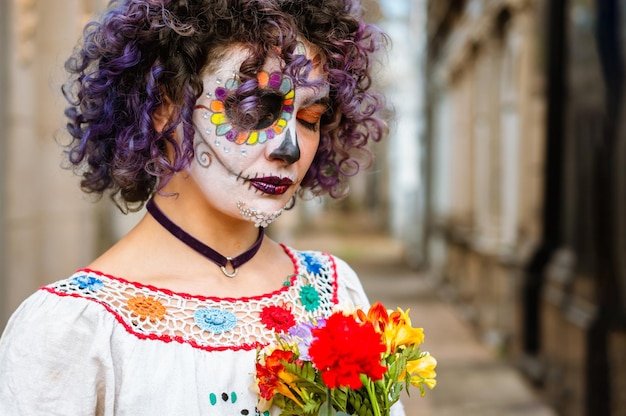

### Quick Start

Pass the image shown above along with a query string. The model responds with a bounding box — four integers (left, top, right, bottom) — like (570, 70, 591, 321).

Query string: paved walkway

(287, 221, 557, 416)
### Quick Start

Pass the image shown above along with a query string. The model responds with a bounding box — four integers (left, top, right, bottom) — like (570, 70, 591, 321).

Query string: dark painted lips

(249, 176, 294, 195)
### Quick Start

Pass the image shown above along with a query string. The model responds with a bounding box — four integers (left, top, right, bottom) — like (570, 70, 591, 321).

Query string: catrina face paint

(188, 43, 328, 226)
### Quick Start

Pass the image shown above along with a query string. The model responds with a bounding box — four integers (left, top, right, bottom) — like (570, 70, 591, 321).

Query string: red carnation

(308, 312, 387, 389)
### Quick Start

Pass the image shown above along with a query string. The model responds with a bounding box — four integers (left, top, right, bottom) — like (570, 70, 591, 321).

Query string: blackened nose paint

(269, 128, 300, 164)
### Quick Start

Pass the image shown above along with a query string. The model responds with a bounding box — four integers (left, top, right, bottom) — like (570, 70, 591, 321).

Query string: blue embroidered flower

(299, 285, 321, 312)
(71, 275, 104, 292)
(301, 253, 323, 275)
(194, 308, 237, 334)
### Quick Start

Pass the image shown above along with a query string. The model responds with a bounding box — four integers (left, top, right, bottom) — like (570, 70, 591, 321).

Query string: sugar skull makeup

(188, 44, 328, 227)
(196, 71, 295, 145)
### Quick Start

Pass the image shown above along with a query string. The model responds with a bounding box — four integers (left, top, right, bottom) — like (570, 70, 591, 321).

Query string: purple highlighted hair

(63, 0, 388, 210)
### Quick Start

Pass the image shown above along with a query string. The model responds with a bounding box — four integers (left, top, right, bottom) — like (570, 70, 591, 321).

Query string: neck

(146, 197, 265, 277)
(150, 194, 259, 256)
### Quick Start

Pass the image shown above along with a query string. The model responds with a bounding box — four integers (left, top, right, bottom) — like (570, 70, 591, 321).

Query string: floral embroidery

(194, 308, 237, 334)
(301, 252, 323, 275)
(127, 295, 167, 321)
(260, 305, 295, 333)
(207, 70, 294, 145)
(299, 285, 321, 312)
(71, 275, 104, 291)
(45, 249, 337, 351)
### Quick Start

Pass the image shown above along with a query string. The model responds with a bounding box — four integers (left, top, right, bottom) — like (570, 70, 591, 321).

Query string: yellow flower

(388, 324, 424, 350)
(422, 378, 437, 390)
(403, 353, 437, 395)
(406, 353, 437, 379)
(390, 307, 412, 326)
(274, 372, 304, 407)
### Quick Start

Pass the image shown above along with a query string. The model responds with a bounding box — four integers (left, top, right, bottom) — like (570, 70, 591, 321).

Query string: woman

(0, 0, 398, 414)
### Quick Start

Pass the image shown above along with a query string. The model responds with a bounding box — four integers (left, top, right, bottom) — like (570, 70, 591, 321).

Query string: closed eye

(296, 104, 327, 132)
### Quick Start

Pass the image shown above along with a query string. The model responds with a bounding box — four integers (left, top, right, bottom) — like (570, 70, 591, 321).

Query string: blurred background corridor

(1, 0, 626, 415)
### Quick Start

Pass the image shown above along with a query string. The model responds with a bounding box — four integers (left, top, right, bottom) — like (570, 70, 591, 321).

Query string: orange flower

(255, 349, 304, 409)
(363, 302, 390, 333)
(362, 303, 424, 352)
(127, 295, 166, 321)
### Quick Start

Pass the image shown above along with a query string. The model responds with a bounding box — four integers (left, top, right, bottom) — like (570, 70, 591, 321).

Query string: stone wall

(426, 0, 546, 353)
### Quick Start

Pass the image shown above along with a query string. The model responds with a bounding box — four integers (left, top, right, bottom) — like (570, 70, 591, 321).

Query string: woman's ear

(153, 95, 174, 133)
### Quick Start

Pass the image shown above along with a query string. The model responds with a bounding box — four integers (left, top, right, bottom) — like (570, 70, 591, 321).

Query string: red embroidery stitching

(42, 249, 339, 353)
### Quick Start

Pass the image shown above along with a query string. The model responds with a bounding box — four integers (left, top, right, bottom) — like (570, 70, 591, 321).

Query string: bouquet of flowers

(254, 302, 437, 416)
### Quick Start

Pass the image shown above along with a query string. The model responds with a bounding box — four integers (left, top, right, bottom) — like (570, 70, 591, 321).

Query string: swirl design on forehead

(195, 71, 295, 146)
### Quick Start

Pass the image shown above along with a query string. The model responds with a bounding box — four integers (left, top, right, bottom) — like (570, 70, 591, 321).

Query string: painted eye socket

(223, 90, 284, 131)
(204, 71, 295, 145)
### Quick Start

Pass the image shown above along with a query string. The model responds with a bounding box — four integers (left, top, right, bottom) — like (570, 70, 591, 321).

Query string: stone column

(0, 0, 101, 331)
(0, 0, 10, 332)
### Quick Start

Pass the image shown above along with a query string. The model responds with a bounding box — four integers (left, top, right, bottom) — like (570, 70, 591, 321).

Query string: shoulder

(0, 271, 127, 367)
(0, 274, 115, 412)
(3, 273, 111, 332)
(0, 273, 117, 356)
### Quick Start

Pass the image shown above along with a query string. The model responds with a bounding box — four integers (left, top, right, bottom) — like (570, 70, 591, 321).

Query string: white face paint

(189, 44, 328, 227)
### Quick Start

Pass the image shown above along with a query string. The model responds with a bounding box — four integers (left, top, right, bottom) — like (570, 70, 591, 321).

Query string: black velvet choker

(146, 199, 265, 278)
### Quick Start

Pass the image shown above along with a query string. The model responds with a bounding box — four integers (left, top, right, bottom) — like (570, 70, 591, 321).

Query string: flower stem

(365, 379, 382, 416)
(327, 387, 333, 415)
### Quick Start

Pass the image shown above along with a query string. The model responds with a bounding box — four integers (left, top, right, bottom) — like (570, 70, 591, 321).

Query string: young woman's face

(188, 44, 328, 227)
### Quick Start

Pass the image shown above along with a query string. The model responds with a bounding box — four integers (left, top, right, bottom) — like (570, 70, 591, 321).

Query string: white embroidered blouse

(0, 247, 405, 416)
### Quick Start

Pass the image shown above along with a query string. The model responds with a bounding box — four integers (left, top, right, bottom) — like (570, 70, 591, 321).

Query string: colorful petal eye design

(202, 71, 295, 145)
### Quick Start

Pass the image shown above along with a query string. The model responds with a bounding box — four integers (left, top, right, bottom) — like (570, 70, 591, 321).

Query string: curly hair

(63, 0, 388, 210)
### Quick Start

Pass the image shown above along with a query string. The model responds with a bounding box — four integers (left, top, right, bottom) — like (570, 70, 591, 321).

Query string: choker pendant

(221, 257, 238, 278)
(146, 199, 265, 278)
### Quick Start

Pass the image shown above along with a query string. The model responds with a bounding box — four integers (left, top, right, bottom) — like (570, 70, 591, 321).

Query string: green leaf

(317, 401, 336, 416)
(302, 400, 321, 414)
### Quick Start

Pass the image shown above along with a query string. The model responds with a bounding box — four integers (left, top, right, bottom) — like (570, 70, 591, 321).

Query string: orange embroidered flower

(127, 295, 167, 321)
